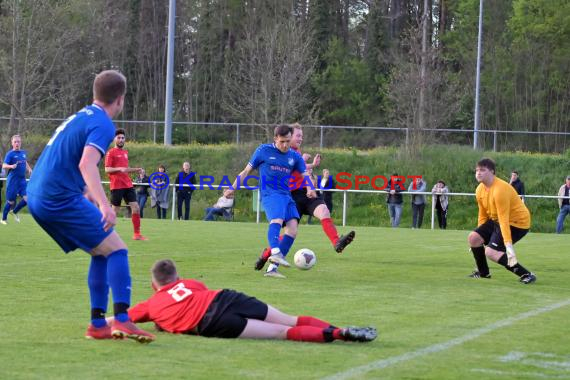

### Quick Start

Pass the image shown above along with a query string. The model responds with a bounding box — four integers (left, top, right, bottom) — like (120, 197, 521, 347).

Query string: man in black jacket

(175, 162, 196, 220)
(387, 173, 405, 227)
(509, 171, 525, 203)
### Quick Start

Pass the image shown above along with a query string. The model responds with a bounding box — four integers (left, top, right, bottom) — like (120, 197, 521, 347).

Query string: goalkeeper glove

(505, 243, 517, 267)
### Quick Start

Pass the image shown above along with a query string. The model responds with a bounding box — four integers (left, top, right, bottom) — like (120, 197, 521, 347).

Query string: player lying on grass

(105, 259, 377, 343)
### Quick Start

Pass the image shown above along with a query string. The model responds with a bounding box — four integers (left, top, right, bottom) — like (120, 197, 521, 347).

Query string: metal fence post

(493, 131, 497, 152)
(236, 123, 240, 144)
(431, 193, 436, 230)
(342, 191, 347, 227)
(256, 188, 261, 224)
(405, 128, 410, 147)
(320, 125, 324, 149)
(171, 184, 176, 221)
(153, 122, 157, 144)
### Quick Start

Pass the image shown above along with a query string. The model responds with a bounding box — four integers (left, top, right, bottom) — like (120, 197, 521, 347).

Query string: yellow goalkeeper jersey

(475, 177, 531, 243)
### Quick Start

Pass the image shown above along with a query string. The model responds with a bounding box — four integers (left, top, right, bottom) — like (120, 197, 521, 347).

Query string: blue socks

(267, 223, 282, 249)
(279, 234, 295, 257)
(12, 199, 27, 214)
(2, 202, 11, 220)
(107, 249, 131, 322)
(88, 256, 109, 327)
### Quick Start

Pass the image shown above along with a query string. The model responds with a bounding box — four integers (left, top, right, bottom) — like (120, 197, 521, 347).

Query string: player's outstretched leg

(334, 230, 355, 253)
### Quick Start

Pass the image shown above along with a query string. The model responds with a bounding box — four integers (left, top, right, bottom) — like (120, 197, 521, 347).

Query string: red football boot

(111, 320, 155, 344)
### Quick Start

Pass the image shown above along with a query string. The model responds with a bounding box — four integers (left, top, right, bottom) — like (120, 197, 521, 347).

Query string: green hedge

(114, 143, 569, 233)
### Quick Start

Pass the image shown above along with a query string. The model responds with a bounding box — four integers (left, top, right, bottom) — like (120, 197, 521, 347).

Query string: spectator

(408, 177, 427, 229)
(151, 165, 170, 219)
(432, 180, 449, 229)
(556, 175, 570, 234)
(509, 171, 525, 203)
(134, 169, 150, 218)
(386, 173, 405, 227)
(175, 161, 195, 220)
(204, 193, 234, 221)
(319, 169, 335, 213)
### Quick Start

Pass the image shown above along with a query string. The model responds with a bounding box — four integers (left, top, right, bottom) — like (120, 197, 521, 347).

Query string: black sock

(471, 246, 490, 276)
(497, 254, 530, 277)
(113, 302, 129, 316)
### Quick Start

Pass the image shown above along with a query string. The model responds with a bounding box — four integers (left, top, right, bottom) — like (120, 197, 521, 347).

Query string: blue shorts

(28, 194, 113, 253)
(262, 193, 299, 222)
(6, 178, 27, 201)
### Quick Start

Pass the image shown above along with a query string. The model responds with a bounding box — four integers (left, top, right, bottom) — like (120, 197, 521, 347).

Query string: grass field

(1, 217, 569, 379)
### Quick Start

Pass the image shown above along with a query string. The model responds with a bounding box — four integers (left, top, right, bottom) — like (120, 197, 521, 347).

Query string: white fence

(2, 178, 568, 230)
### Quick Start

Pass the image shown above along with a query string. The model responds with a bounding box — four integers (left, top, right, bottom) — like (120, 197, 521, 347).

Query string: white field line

(323, 298, 570, 380)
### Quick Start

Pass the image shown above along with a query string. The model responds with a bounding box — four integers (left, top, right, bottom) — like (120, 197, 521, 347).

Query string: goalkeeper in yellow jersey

(467, 158, 536, 284)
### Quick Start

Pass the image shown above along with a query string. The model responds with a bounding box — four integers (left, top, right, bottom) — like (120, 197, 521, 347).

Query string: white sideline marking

(323, 299, 570, 380)
(472, 368, 570, 379)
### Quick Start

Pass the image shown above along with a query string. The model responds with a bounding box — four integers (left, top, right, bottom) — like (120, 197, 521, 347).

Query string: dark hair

(512, 170, 519, 175)
(151, 259, 178, 286)
(476, 158, 496, 174)
(438, 180, 446, 186)
(115, 128, 126, 137)
(93, 70, 126, 104)
(274, 124, 292, 137)
(158, 164, 166, 171)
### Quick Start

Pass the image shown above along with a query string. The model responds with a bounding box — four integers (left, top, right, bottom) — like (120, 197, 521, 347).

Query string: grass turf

(0, 217, 569, 379)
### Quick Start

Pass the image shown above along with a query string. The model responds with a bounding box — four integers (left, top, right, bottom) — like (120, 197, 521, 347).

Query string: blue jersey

(3, 149, 28, 181)
(248, 143, 306, 198)
(28, 104, 115, 200)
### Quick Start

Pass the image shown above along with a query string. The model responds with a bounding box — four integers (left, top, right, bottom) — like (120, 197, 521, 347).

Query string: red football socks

(297, 316, 332, 329)
(286, 326, 345, 343)
(320, 218, 339, 245)
(286, 326, 326, 342)
(132, 213, 141, 234)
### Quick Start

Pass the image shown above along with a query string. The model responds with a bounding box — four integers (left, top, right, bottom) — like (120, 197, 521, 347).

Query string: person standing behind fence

(105, 129, 147, 240)
(386, 174, 405, 228)
(432, 180, 449, 229)
(320, 169, 335, 213)
(151, 164, 170, 219)
(509, 171, 525, 203)
(134, 169, 150, 218)
(175, 162, 195, 220)
(556, 176, 570, 234)
(408, 177, 426, 229)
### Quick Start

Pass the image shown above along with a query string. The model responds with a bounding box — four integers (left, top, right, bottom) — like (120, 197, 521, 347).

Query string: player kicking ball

(467, 158, 536, 284)
(124, 259, 377, 343)
(255, 123, 355, 278)
(27, 70, 154, 343)
(225, 125, 316, 278)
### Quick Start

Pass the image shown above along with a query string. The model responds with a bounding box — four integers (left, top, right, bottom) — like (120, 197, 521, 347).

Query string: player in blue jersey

(27, 70, 154, 343)
(1, 135, 33, 224)
(224, 125, 317, 278)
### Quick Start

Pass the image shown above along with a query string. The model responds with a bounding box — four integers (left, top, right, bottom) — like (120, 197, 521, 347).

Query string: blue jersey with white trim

(248, 143, 306, 198)
(3, 149, 28, 180)
(28, 104, 115, 200)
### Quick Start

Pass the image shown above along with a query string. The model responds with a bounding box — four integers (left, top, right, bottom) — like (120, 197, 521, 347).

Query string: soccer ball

(294, 248, 317, 270)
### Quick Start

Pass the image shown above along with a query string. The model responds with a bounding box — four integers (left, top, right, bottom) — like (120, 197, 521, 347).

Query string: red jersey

(105, 147, 133, 190)
(128, 279, 221, 334)
(290, 146, 306, 190)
